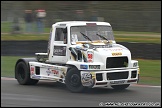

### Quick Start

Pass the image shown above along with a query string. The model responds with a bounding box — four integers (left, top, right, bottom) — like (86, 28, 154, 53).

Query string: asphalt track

(1, 77, 161, 107)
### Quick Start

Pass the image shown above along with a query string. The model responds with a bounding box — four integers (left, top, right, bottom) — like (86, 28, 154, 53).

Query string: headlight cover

(133, 62, 138, 67)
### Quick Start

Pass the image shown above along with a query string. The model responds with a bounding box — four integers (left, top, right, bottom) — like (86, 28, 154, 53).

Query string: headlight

(133, 62, 138, 67)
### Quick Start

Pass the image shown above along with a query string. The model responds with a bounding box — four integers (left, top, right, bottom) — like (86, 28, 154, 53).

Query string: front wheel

(111, 84, 130, 90)
(15, 61, 39, 85)
(65, 68, 86, 93)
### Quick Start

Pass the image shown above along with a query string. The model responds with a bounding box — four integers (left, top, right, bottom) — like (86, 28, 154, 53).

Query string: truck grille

(107, 71, 128, 80)
(96, 73, 103, 81)
(106, 57, 128, 68)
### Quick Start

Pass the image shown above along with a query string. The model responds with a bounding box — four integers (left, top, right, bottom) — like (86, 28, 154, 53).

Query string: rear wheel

(65, 68, 85, 93)
(15, 62, 39, 85)
(111, 84, 130, 90)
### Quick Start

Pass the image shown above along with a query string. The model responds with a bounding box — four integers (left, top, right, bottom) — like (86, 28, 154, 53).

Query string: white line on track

(1, 77, 161, 88)
(131, 84, 161, 88)
(1, 77, 16, 80)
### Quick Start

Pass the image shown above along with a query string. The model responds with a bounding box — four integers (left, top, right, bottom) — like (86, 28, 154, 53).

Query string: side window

(55, 28, 64, 41)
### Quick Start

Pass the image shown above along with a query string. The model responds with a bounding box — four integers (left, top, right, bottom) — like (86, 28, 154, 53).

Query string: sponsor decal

(94, 45, 111, 48)
(81, 72, 95, 87)
(60, 68, 66, 75)
(82, 73, 92, 80)
(81, 73, 93, 86)
(45, 66, 67, 78)
(60, 68, 66, 79)
(52, 70, 59, 74)
(46, 68, 51, 76)
(138, 68, 140, 74)
(80, 64, 88, 69)
(91, 72, 96, 77)
(51, 70, 59, 76)
(109, 48, 122, 51)
(91, 72, 96, 83)
(87, 51, 93, 62)
(46, 68, 60, 76)
(41, 65, 53, 68)
(82, 52, 88, 62)
(112, 52, 122, 56)
(53, 46, 66, 56)
(31, 74, 41, 79)
(88, 53, 93, 59)
(110, 80, 125, 84)
(89, 65, 100, 69)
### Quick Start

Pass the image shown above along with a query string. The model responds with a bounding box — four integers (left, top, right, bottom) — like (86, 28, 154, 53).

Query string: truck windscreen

(70, 25, 114, 44)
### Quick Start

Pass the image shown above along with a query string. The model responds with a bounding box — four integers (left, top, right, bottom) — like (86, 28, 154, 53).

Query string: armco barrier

(1, 41, 161, 60)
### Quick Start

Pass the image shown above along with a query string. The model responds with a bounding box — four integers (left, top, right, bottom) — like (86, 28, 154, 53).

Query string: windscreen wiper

(96, 33, 110, 43)
(80, 32, 92, 42)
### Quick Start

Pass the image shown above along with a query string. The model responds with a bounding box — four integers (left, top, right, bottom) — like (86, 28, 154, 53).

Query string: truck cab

(15, 21, 140, 92)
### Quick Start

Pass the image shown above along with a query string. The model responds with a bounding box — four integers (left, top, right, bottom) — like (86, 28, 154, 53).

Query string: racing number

(88, 54, 93, 59)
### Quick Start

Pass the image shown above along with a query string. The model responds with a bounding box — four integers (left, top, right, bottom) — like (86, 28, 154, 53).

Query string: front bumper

(80, 68, 139, 88)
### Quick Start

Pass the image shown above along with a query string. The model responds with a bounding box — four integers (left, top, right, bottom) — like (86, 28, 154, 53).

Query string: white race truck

(15, 21, 140, 92)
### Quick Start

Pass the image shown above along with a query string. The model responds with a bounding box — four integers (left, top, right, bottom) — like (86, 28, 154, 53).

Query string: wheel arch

(15, 58, 37, 79)
(65, 64, 79, 74)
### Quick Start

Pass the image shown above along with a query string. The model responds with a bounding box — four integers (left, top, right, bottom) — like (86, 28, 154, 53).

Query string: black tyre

(15, 62, 39, 85)
(111, 84, 130, 90)
(65, 68, 85, 93)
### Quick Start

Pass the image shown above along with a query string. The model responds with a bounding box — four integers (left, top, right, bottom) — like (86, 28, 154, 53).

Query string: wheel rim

(70, 74, 80, 87)
(18, 66, 25, 80)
